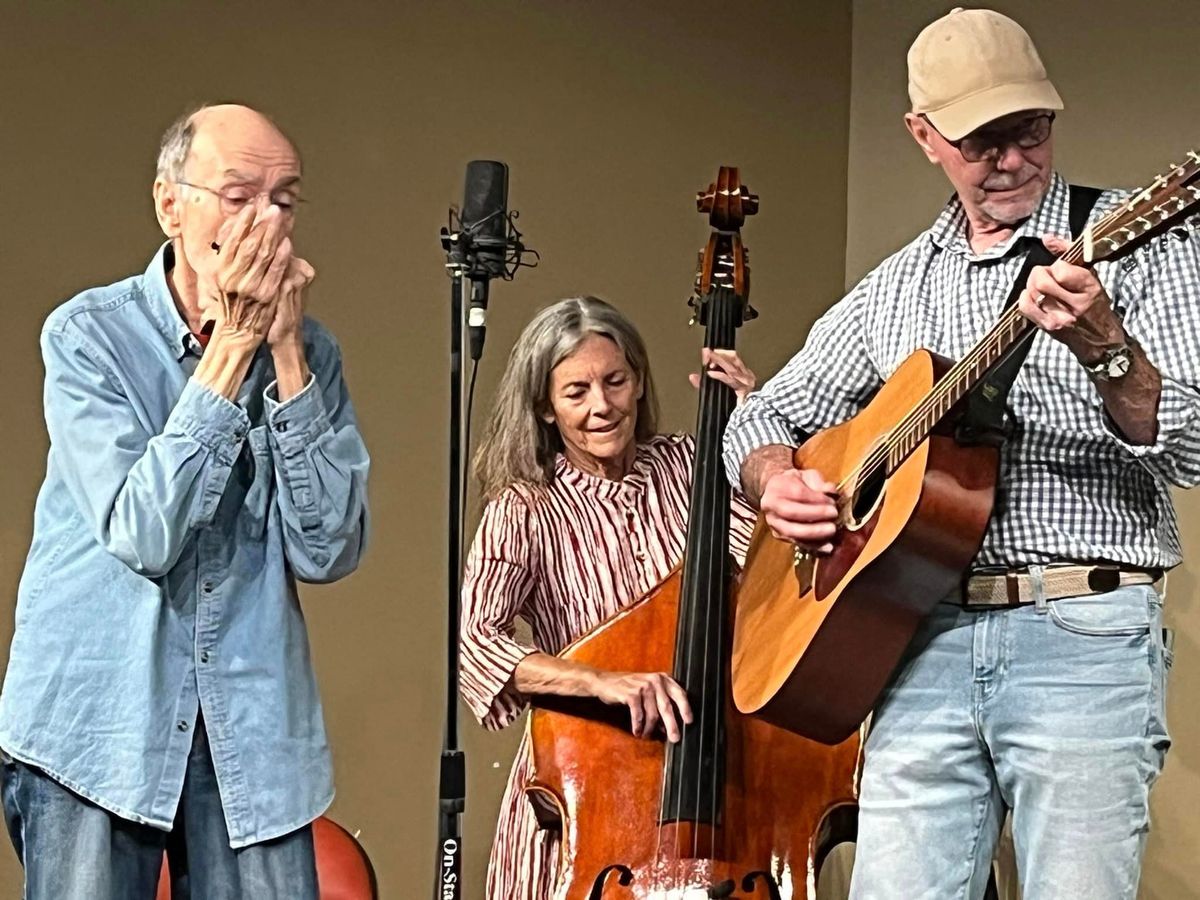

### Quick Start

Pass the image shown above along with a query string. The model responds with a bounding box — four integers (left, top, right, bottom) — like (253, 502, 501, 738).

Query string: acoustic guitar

(731, 152, 1200, 745)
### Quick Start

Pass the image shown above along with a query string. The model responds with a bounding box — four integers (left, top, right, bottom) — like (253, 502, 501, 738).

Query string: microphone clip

(440, 207, 539, 282)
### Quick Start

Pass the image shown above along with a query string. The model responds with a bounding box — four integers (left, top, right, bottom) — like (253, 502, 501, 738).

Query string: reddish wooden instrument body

(525, 168, 863, 899)
(155, 815, 377, 899)
(528, 571, 862, 898)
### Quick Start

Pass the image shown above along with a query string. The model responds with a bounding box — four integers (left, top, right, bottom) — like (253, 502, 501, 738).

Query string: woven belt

(959, 564, 1161, 609)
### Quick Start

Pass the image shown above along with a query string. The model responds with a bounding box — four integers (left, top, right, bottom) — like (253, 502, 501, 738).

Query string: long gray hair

(474, 296, 659, 498)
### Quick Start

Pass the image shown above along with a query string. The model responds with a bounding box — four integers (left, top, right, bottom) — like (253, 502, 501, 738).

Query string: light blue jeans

(1, 713, 318, 899)
(849, 583, 1172, 900)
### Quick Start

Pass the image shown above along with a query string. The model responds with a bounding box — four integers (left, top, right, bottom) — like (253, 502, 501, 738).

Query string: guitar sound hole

(850, 468, 885, 526)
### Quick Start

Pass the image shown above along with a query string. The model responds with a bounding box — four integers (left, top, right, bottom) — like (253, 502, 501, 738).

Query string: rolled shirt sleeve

(1098, 221, 1200, 487)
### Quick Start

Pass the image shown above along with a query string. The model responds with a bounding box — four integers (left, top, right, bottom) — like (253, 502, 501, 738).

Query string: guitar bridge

(793, 545, 815, 596)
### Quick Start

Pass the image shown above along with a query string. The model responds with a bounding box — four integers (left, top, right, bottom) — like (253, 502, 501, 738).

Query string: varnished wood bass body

(528, 567, 863, 899)
(524, 169, 864, 899)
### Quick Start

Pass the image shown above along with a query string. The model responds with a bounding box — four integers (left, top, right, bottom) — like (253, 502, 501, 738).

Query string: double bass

(526, 169, 863, 898)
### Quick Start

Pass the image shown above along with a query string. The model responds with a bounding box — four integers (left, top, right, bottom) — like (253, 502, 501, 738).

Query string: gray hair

(156, 105, 207, 181)
(474, 296, 659, 498)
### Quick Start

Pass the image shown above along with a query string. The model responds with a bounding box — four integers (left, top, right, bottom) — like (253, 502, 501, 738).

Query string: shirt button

(200, 651, 210, 664)
(276, 421, 288, 433)
(177, 720, 190, 733)
(202, 582, 214, 594)
(635, 551, 646, 562)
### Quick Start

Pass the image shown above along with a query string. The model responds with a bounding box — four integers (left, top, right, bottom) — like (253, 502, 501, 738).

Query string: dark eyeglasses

(923, 112, 1055, 163)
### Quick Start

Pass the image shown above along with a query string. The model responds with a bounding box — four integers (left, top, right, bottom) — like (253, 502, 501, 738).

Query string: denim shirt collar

(142, 242, 193, 362)
(928, 172, 1071, 262)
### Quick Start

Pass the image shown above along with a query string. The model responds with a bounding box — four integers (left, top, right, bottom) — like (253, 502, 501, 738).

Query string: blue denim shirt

(0, 243, 370, 847)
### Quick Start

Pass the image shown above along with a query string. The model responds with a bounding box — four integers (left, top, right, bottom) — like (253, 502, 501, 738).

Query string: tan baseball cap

(908, 7, 1063, 140)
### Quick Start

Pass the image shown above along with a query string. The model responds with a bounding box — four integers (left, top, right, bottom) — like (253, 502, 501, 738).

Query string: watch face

(1109, 350, 1132, 377)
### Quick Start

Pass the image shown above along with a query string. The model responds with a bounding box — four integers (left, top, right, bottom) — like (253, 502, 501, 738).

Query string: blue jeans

(1, 715, 318, 899)
(849, 583, 1172, 900)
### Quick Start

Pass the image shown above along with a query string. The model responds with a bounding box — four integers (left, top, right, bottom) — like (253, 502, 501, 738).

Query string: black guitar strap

(955, 184, 1103, 445)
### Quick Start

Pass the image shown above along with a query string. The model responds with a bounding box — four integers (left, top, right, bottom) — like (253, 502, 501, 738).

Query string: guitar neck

(874, 232, 1097, 480)
(877, 300, 1029, 478)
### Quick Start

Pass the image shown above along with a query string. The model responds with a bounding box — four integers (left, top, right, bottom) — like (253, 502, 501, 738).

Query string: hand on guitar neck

(740, 444, 841, 554)
(1018, 232, 1162, 446)
(739, 226, 1163, 546)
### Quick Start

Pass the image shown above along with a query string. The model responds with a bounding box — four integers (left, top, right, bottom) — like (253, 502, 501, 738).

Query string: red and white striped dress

(459, 433, 757, 899)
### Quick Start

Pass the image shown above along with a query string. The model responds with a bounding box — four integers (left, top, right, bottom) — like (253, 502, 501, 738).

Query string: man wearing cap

(725, 8, 1199, 899)
(0, 104, 369, 898)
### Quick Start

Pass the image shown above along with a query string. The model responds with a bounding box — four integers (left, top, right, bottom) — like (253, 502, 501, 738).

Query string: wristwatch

(1082, 344, 1133, 382)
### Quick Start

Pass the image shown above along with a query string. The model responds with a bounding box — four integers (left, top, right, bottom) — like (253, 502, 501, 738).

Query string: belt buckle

(960, 570, 1020, 610)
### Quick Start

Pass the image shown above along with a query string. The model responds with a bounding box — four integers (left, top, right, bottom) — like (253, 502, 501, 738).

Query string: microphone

(432, 160, 536, 900)
(461, 161, 509, 278)
(461, 161, 508, 361)
(439, 161, 538, 361)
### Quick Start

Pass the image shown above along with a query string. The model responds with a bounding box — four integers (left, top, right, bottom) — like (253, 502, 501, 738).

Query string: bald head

(156, 103, 300, 183)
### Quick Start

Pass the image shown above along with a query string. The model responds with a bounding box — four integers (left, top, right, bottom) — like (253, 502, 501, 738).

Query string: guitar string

(833, 177, 1195, 497)
(850, 166, 1200, 489)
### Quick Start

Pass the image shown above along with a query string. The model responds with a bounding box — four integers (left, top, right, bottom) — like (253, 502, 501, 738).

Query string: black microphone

(460, 161, 509, 360)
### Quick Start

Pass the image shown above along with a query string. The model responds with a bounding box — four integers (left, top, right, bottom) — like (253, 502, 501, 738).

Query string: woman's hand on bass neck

(690, 348, 757, 405)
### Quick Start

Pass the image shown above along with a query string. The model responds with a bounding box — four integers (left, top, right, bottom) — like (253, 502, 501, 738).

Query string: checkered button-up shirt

(723, 173, 1200, 569)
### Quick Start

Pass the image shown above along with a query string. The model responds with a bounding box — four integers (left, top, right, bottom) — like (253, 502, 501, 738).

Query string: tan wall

(0, 2, 852, 896)
(847, 2, 1200, 896)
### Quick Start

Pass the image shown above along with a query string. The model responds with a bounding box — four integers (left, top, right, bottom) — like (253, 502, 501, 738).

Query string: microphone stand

(435, 210, 536, 900)
(435, 261, 468, 900)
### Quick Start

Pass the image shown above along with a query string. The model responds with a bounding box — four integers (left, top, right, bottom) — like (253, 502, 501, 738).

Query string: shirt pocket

(242, 425, 274, 538)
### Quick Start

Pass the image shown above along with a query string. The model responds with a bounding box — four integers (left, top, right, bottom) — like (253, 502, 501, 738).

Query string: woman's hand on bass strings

(591, 670, 693, 743)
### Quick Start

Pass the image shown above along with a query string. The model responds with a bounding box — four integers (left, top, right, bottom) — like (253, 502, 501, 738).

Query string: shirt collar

(142, 242, 196, 361)
(554, 442, 652, 499)
(928, 171, 1071, 260)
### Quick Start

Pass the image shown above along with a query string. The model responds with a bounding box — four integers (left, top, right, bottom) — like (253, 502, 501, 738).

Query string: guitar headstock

(691, 167, 759, 325)
(1079, 150, 1200, 265)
